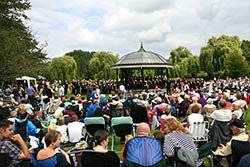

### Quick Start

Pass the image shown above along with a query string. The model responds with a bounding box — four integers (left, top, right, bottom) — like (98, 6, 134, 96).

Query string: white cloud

(27, 0, 250, 59)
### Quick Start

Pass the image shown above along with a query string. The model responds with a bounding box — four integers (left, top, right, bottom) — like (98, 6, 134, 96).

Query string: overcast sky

(26, 0, 250, 59)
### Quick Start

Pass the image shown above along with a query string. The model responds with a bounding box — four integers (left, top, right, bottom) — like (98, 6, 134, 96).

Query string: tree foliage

(224, 50, 249, 78)
(169, 46, 192, 66)
(199, 35, 243, 79)
(48, 56, 77, 81)
(241, 40, 250, 64)
(169, 47, 198, 78)
(66, 50, 95, 79)
(89, 52, 118, 80)
(0, 0, 47, 81)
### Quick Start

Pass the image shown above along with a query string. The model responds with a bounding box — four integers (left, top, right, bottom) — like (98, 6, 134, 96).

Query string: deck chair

(0, 152, 10, 167)
(190, 121, 210, 143)
(209, 120, 232, 150)
(128, 159, 166, 167)
(84, 117, 105, 141)
(131, 105, 148, 123)
(15, 119, 28, 141)
(125, 136, 163, 167)
(67, 148, 85, 167)
(198, 142, 214, 167)
(81, 150, 106, 167)
(80, 150, 120, 167)
(111, 116, 133, 151)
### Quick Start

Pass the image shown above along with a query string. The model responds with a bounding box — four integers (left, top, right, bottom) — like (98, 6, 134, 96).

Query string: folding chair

(190, 121, 210, 143)
(131, 105, 148, 123)
(111, 116, 133, 151)
(15, 119, 28, 141)
(67, 148, 85, 167)
(81, 150, 106, 167)
(198, 142, 214, 167)
(84, 117, 105, 142)
(0, 152, 10, 167)
(125, 136, 163, 167)
(209, 120, 232, 150)
(80, 150, 120, 167)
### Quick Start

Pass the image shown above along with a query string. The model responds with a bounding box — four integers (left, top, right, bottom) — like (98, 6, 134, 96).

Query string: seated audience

(0, 119, 30, 166)
(211, 99, 232, 122)
(14, 110, 37, 140)
(187, 103, 204, 133)
(153, 97, 168, 118)
(56, 117, 69, 144)
(86, 130, 120, 167)
(31, 130, 71, 167)
(124, 123, 163, 166)
(114, 102, 125, 117)
(163, 119, 203, 166)
(86, 99, 101, 117)
(54, 103, 65, 119)
(213, 119, 248, 166)
(203, 98, 216, 122)
(159, 105, 176, 133)
(186, 96, 202, 115)
(231, 131, 250, 167)
(232, 101, 243, 119)
(67, 115, 85, 143)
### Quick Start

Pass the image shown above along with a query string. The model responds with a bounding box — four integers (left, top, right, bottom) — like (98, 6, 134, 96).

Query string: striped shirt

(164, 131, 197, 156)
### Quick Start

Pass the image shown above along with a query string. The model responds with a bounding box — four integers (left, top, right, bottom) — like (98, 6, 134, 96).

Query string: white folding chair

(190, 121, 210, 142)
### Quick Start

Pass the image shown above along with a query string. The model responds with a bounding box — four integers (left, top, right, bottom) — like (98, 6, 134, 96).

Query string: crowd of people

(1, 77, 250, 166)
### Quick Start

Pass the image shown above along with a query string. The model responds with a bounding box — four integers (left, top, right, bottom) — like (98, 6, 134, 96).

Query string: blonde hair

(125, 134, 133, 144)
(48, 124, 57, 132)
(164, 119, 189, 134)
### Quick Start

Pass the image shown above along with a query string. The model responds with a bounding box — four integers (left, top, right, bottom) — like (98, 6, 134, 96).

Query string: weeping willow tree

(47, 55, 78, 81)
(199, 35, 243, 78)
(89, 52, 119, 80)
(169, 46, 199, 78)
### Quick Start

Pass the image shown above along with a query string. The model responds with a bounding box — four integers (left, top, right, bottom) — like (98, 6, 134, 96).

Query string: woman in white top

(187, 103, 204, 133)
(56, 117, 69, 144)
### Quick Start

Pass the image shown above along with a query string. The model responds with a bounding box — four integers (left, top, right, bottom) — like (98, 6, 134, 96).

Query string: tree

(200, 46, 214, 78)
(199, 35, 242, 79)
(169, 47, 197, 78)
(0, 0, 47, 81)
(224, 50, 249, 78)
(169, 46, 192, 66)
(89, 52, 119, 80)
(49, 56, 77, 81)
(241, 40, 250, 64)
(66, 50, 95, 79)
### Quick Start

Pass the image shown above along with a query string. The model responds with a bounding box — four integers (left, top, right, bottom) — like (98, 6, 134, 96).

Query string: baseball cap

(229, 119, 245, 128)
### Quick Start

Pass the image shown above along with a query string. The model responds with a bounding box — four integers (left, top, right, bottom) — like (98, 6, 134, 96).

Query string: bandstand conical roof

(111, 43, 173, 69)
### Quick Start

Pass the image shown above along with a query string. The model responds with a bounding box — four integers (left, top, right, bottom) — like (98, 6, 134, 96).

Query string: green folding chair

(111, 116, 133, 151)
(84, 117, 106, 142)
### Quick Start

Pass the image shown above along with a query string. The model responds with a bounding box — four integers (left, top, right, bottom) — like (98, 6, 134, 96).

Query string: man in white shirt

(67, 115, 85, 143)
(211, 99, 232, 122)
